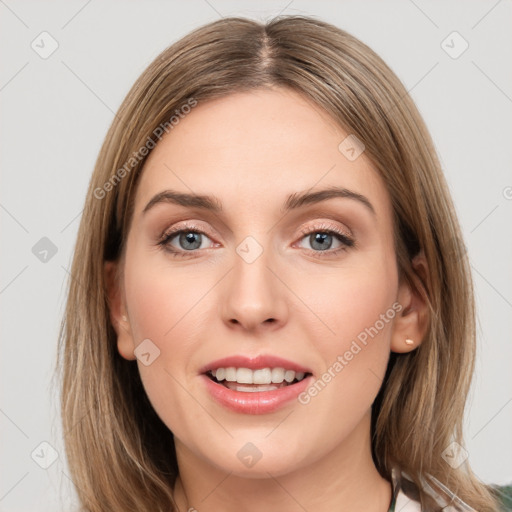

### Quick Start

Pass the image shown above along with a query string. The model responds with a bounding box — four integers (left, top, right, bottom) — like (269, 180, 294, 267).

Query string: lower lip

(201, 374, 313, 415)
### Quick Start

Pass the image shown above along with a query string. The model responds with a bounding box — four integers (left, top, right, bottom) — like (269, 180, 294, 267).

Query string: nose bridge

(220, 233, 287, 330)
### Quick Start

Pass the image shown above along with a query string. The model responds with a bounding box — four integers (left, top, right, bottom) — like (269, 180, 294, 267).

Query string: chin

(221, 457, 307, 479)
(195, 438, 312, 479)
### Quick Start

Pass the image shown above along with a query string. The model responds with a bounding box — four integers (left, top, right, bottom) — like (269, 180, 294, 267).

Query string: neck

(172, 411, 392, 512)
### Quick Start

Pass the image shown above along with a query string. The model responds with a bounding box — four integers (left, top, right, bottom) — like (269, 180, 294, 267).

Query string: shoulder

(392, 467, 512, 511)
(492, 484, 512, 511)
(394, 487, 422, 511)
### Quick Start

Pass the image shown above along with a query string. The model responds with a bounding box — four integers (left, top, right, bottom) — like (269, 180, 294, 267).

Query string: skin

(105, 87, 429, 512)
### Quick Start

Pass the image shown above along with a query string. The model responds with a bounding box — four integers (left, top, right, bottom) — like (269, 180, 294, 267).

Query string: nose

(219, 239, 289, 333)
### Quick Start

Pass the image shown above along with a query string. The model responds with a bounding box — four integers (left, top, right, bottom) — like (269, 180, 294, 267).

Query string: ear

(390, 251, 430, 354)
(104, 261, 136, 361)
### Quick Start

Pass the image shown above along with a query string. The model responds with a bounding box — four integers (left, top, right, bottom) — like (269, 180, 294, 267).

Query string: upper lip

(200, 355, 313, 374)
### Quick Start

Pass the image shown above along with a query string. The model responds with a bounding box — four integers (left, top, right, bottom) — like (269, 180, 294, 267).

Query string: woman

(56, 15, 508, 511)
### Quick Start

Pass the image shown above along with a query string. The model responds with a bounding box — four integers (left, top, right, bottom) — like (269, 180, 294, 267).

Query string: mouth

(205, 367, 312, 393)
(199, 355, 314, 414)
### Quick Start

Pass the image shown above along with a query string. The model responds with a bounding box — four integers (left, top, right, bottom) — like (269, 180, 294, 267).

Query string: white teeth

(225, 367, 237, 382)
(284, 370, 295, 383)
(236, 368, 253, 384)
(224, 382, 280, 392)
(209, 367, 308, 385)
(271, 367, 285, 383)
(253, 368, 272, 384)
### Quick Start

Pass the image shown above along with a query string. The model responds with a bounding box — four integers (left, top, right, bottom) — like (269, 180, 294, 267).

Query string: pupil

(180, 232, 201, 250)
(311, 233, 332, 251)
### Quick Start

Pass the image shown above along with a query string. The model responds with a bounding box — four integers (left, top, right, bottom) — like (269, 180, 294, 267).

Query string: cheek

(295, 255, 398, 426)
(122, 231, 399, 452)
(122, 249, 205, 414)
(304, 254, 398, 351)
(124, 239, 213, 347)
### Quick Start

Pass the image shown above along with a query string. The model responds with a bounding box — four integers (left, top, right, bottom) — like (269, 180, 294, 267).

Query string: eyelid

(159, 219, 351, 242)
(297, 219, 352, 239)
(158, 220, 216, 243)
(158, 218, 355, 257)
(295, 221, 355, 255)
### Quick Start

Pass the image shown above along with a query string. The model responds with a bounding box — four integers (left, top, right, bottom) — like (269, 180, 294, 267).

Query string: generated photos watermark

(93, 98, 197, 200)
(298, 301, 403, 405)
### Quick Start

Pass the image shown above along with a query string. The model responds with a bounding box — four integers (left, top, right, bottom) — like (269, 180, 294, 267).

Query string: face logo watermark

(31, 31, 59, 59)
(236, 236, 264, 264)
(441, 31, 469, 60)
(31, 441, 59, 469)
(237, 442, 263, 468)
(134, 338, 161, 366)
(32, 237, 58, 263)
(441, 441, 469, 469)
(338, 134, 365, 161)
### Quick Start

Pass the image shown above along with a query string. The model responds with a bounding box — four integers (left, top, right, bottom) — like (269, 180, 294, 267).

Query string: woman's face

(112, 87, 408, 477)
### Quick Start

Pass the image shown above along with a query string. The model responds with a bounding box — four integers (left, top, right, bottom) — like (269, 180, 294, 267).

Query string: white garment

(391, 467, 477, 512)
(395, 487, 422, 511)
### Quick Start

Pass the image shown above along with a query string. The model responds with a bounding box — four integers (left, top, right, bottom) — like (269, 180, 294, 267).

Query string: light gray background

(1, 1, 511, 510)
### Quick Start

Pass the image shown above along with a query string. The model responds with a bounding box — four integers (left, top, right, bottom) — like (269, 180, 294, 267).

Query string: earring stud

(405, 338, 414, 346)
(122, 315, 128, 322)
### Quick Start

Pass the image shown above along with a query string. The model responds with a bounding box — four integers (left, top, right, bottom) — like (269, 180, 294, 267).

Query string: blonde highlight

(56, 15, 500, 511)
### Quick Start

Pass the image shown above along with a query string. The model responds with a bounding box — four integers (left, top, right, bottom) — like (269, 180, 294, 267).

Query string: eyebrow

(142, 186, 376, 216)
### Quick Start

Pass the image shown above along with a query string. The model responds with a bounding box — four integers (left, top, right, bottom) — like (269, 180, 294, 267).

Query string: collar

(388, 467, 477, 511)
(388, 468, 421, 512)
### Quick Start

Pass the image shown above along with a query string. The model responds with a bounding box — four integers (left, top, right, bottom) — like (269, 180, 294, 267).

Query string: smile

(207, 367, 309, 392)
(200, 355, 314, 414)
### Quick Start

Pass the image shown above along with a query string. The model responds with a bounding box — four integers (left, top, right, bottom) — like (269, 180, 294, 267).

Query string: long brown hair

(56, 15, 500, 511)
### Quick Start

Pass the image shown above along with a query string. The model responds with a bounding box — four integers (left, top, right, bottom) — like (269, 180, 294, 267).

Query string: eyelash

(157, 222, 355, 259)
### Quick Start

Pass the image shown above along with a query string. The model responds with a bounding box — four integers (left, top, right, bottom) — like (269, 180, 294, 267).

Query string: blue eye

(297, 227, 355, 257)
(158, 223, 355, 259)
(160, 229, 213, 255)
(303, 232, 340, 251)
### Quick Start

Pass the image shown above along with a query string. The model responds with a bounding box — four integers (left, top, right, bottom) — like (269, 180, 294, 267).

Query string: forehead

(134, 88, 391, 221)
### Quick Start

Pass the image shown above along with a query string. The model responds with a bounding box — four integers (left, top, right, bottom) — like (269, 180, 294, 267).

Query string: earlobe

(390, 252, 430, 354)
(104, 261, 137, 361)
